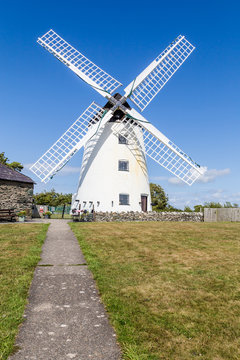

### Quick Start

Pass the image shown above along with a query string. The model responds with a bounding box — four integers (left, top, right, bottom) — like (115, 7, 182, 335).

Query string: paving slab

(39, 220, 86, 265)
(9, 220, 121, 360)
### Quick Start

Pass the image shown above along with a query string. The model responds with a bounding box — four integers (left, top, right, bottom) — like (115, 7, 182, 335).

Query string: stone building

(0, 163, 34, 215)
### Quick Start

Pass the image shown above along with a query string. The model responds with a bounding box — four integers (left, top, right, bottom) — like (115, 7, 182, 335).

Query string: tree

(0, 152, 23, 172)
(0, 152, 8, 165)
(184, 206, 193, 212)
(7, 161, 24, 172)
(150, 183, 168, 211)
(223, 202, 239, 208)
(33, 189, 72, 206)
(165, 204, 182, 212)
(204, 202, 222, 208)
(56, 193, 72, 205)
(194, 205, 204, 212)
(193, 202, 239, 212)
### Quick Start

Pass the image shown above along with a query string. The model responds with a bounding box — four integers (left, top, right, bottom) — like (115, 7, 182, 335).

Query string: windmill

(30, 30, 205, 213)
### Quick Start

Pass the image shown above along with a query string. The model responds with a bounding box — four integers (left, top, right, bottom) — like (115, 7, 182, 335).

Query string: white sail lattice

(30, 102, 107, 183)
(38, 30, 122, 98)
(112, 109, 204, 185)
(124, 35, 195, 111)
(31, 30, 205, 188)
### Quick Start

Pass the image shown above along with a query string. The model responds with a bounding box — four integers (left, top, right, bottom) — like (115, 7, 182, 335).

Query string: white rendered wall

(72, 122, 151, 212)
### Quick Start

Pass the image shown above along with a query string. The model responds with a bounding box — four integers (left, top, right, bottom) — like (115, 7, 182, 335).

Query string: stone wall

(0, 180, 33, 216)
(94, 211, 203, 222)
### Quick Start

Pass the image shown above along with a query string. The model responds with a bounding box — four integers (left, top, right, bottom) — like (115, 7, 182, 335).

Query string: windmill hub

(111, 109, 125, 121)
(30, 30, 205, 213)
(103, 93, 131, 122)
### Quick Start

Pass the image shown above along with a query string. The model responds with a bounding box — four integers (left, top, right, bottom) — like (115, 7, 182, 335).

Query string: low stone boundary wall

(95, 211, 203, 222)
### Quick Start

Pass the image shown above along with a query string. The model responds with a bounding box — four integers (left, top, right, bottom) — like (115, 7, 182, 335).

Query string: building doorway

(141, 195, 148, 212)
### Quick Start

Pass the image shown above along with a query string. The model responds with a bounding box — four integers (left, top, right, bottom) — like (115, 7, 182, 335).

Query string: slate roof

(0, 163, 34, 184)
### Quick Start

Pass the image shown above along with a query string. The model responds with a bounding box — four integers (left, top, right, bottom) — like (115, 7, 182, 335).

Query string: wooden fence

(204, 208, 240, 222)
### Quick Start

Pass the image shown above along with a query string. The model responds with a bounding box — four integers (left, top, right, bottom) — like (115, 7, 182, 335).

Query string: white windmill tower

(30, 30, 205, 213)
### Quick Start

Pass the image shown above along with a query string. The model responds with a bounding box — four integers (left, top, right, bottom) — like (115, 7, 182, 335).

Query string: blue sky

(0, 0, 239, 209)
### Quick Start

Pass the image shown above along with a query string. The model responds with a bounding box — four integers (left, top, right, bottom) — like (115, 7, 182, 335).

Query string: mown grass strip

(0, 224, 49, 360)
(70, 221, 240, 360)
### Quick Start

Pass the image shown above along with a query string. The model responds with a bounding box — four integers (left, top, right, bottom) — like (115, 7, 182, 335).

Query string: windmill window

(118, 134, 128, 144)
(118, 160, 129, 171)
(119, 194, 129, 205)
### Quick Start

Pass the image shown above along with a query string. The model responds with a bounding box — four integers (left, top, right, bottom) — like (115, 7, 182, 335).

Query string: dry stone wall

(95, 211, 203, 222)
(0, 180, 33, 216)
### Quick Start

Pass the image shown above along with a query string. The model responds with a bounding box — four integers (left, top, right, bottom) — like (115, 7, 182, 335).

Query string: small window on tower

(118, 134, 128, 144)
(119, 194, 129, 205)
(118, 160, 129, 171)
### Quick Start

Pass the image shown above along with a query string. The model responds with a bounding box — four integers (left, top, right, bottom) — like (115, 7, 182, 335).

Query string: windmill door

(141, 195, 148, 212)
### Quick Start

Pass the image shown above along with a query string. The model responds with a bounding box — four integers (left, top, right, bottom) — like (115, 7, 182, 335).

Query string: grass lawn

(70, 221, 240, 360)
(0, 223, 49, 360)
(51, 214, 71, 219)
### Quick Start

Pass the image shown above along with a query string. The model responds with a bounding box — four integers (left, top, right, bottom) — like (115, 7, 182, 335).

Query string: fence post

(62, 204, 66, 219)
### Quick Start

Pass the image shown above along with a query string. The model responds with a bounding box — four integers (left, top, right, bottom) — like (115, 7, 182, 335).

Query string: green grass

(0, 224, 49, 360)
(50, 213, 71, 219)
(70, 221, 240, 360)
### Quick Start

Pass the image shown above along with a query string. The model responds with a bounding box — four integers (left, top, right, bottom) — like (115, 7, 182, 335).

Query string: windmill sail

(38, 29, 122, 99)
(30, 103, 112, 183)
(124, 35, 195, 111)
(31, 30, 205, 191)
(112, 108, 205, 185)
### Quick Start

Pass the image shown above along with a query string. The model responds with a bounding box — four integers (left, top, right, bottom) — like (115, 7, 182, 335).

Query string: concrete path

(9, 220, 121, 360)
